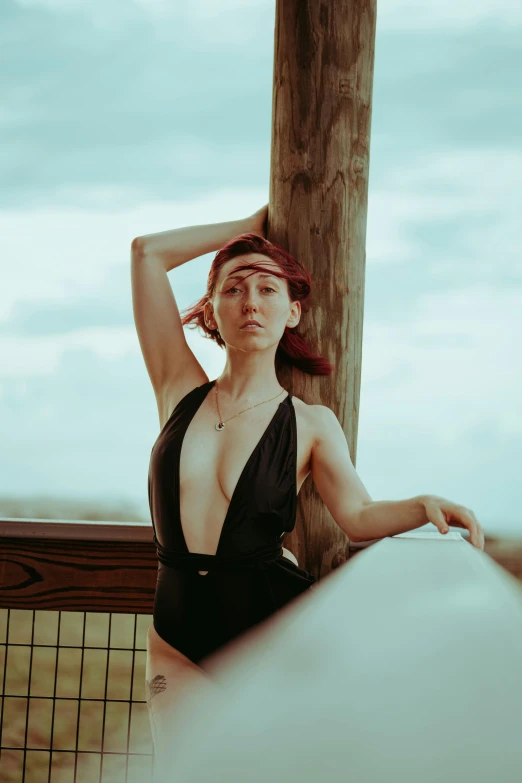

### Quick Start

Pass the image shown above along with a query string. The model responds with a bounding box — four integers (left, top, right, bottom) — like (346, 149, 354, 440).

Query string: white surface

(155, 536, 522, 783)
(393, 530, 464, 540)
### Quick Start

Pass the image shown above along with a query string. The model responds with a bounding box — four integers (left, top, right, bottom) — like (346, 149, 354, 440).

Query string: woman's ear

(288, 303, 300, 326)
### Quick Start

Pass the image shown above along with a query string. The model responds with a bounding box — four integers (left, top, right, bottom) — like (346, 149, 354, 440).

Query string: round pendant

(215, 422, 225, 431)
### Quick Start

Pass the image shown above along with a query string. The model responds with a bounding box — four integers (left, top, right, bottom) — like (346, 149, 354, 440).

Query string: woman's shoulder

(290, 393, 326, 438)
(291, 393, 331, 416)
(289, 392, 311, 411)
(292, 395, 341, 437)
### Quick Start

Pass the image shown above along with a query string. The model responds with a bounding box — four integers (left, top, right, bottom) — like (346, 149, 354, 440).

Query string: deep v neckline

(177, 380, 291, 558)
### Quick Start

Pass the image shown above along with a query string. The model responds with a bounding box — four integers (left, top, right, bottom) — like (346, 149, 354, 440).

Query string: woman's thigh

(145, 624, 220, 754)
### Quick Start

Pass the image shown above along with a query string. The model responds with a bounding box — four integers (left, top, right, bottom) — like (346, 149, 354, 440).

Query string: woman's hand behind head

(244, 203, 269, 239)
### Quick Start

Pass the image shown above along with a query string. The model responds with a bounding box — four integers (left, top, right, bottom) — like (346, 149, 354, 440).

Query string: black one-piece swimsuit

(148, 379, 316, 667)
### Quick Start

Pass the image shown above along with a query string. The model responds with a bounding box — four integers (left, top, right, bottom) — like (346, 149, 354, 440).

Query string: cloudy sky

(2, 0, 521, 535)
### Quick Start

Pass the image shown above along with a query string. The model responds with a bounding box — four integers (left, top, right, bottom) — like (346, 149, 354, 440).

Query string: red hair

(179, 233, 334, 376)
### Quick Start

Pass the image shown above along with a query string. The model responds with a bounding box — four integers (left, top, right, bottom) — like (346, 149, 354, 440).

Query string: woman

(131, 203, 337, 745)
(130, 204, 485, 754)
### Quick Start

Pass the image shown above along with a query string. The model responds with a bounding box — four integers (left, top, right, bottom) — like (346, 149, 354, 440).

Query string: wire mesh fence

(0, 608, 154, 783)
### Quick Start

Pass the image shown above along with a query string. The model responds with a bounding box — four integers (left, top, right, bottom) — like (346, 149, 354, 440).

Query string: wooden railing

(150, 530, 522, 783)
(352, 528, 522, 582)
(0, 518, 158, 783)
(2, 517, 522, 782)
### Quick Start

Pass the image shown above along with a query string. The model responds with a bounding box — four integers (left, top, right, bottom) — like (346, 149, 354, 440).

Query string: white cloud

(379, 0, 522, 31)
(12, 0, 274, 41)
(14, 0, 273, 15)
(362, 285, 522, 443)
(15, 0, 522, 31)
(367, 148, 522, 283)
(0, 328, 136, 378)
(0, 186, 264, 384)
(0, 185, 267, 319)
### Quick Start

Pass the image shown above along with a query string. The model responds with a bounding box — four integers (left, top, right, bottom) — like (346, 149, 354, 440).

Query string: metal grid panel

(0, 608, 154, 783)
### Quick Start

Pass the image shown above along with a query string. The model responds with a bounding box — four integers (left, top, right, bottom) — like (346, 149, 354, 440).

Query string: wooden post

(269, 0, 377, 575)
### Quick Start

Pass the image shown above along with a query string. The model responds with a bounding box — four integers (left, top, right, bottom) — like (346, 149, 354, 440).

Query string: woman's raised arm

(130, 211, 263, 410)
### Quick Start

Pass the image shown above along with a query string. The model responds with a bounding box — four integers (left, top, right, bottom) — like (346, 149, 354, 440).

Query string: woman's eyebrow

(224, 273, 278, 283)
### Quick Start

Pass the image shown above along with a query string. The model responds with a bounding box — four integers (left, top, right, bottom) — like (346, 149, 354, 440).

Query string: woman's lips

(240, 324, 263, 330)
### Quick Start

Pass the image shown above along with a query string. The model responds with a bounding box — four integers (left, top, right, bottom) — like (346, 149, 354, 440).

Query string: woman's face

(206, 253, 300, 348)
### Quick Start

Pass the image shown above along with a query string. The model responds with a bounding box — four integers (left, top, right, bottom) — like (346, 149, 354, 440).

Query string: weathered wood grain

(269, 0, 377, 577)
(0, 532, 157, 612)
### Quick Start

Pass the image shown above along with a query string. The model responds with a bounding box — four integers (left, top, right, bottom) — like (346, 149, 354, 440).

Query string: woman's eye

(227, 287, 276, 294)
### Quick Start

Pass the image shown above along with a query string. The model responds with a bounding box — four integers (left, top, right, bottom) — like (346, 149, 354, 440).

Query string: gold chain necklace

(214, 378, 286, 431)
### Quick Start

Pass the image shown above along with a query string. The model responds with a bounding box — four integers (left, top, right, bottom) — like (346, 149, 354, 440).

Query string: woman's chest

(178, 396, 315, 505)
